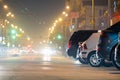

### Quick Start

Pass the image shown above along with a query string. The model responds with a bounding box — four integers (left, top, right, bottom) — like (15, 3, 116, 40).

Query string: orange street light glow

(3, 5, 8, 9)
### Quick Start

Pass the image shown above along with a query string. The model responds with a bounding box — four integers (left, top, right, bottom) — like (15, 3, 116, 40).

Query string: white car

(77, 32, 101, 64)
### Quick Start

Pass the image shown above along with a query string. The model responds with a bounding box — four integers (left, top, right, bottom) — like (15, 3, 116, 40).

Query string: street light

(65, 14, 68, 17)
(8, 12, 12, 15)
(11, 14, 14, 18)
(6, 12, 15, 18)
(27, 37, 30, 41)
(15, 26, 18, 29)
(11, 24, 14, 28)
(3, 5, 8, 9)
(19, 28, 22, 32)
(62, 11, 66, 15)
(53, 23, 56, 26)
(66, 5, 70, 10)
(2, 25, 5, 28)
(55, 20, 58, 23)
(58, 18, 62, 22)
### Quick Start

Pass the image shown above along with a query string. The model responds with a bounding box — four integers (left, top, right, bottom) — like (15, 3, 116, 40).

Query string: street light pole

(108, 0, 111, 26)
(92, 0, 95, 29)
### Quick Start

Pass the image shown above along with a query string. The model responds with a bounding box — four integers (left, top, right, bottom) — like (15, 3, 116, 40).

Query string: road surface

(0, 54, 120, 80)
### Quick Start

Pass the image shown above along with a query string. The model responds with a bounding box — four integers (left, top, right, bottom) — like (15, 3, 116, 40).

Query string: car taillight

(68, 41, 72, 48)
(97, 47, 102, 51)
(101, 32, 108, 38)
(81, 43, 87, 50)
(83, 44, 87, 49)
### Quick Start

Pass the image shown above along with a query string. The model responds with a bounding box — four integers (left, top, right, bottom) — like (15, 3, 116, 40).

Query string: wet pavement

(0, 55, 120, 80)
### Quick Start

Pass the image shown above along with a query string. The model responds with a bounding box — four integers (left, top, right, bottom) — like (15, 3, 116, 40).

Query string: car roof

(105, 21, 120, 32)
(70, 30, 98, 43)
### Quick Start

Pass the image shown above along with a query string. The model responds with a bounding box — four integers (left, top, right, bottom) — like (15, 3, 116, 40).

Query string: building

(65, 0, 113, 32)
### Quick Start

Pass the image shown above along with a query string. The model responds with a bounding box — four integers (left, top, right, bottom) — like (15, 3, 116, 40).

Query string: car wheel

(88, 51, 103, 67)
(112, 46, 120, 70)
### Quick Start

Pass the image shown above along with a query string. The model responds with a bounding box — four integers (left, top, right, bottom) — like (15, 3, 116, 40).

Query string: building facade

(65, 0, 120, 32)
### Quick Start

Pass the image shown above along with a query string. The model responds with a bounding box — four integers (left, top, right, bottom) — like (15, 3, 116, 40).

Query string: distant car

(66, 30, 98, 63)
(96, 21, 120, 67)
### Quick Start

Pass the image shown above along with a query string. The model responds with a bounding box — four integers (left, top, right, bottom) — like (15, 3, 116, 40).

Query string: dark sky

(4, 0, 65, 42)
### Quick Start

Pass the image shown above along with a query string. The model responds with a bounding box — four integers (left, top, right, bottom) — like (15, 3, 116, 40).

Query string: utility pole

(108, 0, 111, 26)
(92, 0, 95, 29)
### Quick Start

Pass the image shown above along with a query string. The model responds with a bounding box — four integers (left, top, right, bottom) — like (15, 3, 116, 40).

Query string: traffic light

(11, 35, 16, 39)
(11, 29, 16, 34)
(9, 28, 17, 39)
(57, 34, 62, 40)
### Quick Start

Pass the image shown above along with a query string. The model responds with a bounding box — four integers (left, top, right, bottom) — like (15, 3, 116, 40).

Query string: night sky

(3, 0, 65, 42)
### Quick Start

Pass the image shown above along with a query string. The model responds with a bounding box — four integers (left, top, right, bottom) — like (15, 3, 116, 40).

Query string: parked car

(113, 32, 120, 70)
(78, 32, 101, 64)
(66, 30, 98, 63)
(94, 21, 120, 68)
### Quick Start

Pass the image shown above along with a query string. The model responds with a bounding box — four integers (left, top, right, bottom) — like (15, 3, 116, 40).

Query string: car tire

(87, 51, 104, 67)
(112, 46, 120, 70)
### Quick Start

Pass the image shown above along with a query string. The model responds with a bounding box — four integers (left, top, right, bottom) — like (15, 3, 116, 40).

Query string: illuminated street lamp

(6, 12, 15, 18)
(27, 37, 30, 41)
(5, 19, 9, 24)
(22, 31, 25, 33)
(8, 12, 12, 15)
(58, 18, 62, 22)
(43, 40, 46, 43)
(55, 20, 58, 23)
(3, 5, 8, 9)
(53, 23, 56, 26)
(11, 24, 14, 28)
(62, 11, 66, 15)
(49, 28, 51, 31)
(2, 25, 5, 28)
(65, 14, 68, 17)
(11, 14, 14, 18)
(15, 26, 18, 29)
(19, 28, 22, 32)
(12, 35, 16, 39)
(66, 5, 70, 10)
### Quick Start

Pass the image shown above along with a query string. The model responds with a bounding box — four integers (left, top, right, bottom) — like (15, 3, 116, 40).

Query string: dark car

(96, 21, 120, 68)
(67, 30, 98, 63)
(114, 39, 120, 70)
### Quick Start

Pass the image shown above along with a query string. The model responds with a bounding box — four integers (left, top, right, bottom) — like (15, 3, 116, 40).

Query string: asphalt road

(0, 54, 120, 80)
